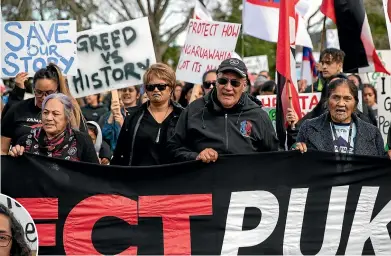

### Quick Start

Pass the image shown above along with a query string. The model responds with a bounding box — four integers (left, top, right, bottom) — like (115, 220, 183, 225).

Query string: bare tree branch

(94, 12, 112, 25)
(147, 0, 153, 14)
(119, 0, 135, 20)
(107, 0, 129, 21)
(136, 0, 147, 16)
(156, 0, 170, 21)
(160, 9, 193, 53)
(154, 0, 164, 13)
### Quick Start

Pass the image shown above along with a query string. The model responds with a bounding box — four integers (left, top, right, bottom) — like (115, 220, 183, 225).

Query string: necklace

(148, 103, 171, 143)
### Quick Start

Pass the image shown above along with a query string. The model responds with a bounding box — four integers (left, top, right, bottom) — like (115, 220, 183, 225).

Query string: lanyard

(330, 122, 353, 153)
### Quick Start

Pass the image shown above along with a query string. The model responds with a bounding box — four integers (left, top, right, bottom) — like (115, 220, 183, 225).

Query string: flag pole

(287, 80, 295, 130)
(320, 16, 327, 53)
(241, 30, 245, 58)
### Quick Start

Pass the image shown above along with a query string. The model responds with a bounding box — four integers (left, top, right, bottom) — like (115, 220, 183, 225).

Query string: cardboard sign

(243, 55, 269, 74)
(176, 19, 241, 84)
(1, 21, 77, 77)
(257, 93, 321, 118)
(360, 50, 391, 144)
(0, 196, 37, 250)
(68, 17, 156, 98)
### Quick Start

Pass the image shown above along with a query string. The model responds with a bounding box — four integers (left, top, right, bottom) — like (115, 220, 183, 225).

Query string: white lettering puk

(221, 191, 279, 255)
(283, 186, 349, 255)
(345, 187, 391, 255)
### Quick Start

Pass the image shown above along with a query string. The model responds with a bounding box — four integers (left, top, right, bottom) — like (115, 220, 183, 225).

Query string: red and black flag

(320, 0, 389, 74)
(276, 0, 302, 149)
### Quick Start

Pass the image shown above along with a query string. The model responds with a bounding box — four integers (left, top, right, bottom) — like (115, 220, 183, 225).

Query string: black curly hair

(0, 203, 31, 256)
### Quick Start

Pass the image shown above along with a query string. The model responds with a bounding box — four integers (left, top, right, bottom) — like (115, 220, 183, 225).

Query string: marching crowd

(1, 47, 391, 166)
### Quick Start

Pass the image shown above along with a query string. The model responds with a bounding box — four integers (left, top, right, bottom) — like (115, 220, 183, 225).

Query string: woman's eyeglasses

(145, 84, 168, 92)
(0, 234, 12, 247)
(203, 81, 216, 89)
(34, 89, 57, 98)
(217, 77, 241, 88)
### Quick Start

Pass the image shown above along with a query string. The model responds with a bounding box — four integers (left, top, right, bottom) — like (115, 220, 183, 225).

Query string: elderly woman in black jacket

(293, 79, 386, 157)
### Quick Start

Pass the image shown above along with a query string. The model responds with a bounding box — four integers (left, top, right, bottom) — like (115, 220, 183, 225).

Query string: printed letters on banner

(2, 151, 391, 255)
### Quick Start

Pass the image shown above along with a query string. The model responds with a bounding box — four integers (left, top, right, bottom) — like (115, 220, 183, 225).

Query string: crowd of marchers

(1, 47, 390, 166)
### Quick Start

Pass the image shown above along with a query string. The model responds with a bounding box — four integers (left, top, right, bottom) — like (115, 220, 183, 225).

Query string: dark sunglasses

(217, 77, 241, 87)
(203, 81, 216, 89)
(145, 84, 168, 92)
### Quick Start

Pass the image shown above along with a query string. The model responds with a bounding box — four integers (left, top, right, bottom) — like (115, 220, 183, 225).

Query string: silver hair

(41, 93, 74, 124)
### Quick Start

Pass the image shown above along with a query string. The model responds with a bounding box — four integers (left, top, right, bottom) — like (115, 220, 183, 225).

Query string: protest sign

(1, 21, 77, 77)
(360, 50, 391, 143)
(68, 17, 156, 98)
(0, 195, 38, 251)
(176, 19, 241, 84)
(2, 152, 391, 255)
(243, 55, 269, 74)
(258, 92, 320, 118)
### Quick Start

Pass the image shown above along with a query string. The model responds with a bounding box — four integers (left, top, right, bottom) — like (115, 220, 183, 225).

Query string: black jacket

(2, 86, 25, 118)
(111, 101, 183, 166)
(167, 90, 279, 162)
(296, 112, 386, 157)
(81, 104, 109, 123)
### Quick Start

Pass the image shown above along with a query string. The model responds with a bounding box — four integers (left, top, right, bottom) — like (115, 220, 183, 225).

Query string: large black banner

(2, 151, 391, 255)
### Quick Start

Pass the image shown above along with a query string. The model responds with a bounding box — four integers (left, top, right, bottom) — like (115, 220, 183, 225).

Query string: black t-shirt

(1, 98, 41, 145)
(81, 104, 109, 123)
(132, 110, 174, 166)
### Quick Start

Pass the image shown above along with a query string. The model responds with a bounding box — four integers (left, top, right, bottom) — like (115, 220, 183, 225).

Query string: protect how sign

(1, 21, 77, 77)
(2, 152, 391, 255)
(176, 19, 241, 84)
(68, 17, 156, 98)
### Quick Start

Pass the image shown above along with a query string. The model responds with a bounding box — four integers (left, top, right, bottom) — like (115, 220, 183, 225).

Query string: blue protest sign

(1, 21, 77, 77)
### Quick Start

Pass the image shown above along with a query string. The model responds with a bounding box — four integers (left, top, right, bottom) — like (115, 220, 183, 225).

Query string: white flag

(242, 0, 313, 49)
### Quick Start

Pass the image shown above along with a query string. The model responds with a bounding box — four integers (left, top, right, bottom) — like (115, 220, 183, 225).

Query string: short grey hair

(42, 93, 74, 124)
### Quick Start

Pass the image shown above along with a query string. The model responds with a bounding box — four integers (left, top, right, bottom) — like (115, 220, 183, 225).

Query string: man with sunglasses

(168, 58, 279, 163)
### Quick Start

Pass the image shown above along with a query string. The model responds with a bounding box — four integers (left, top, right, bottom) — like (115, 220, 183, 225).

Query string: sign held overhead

(176, 19, 241, 84)
(1, 21, 77, 77)
(69, 17, 156, 98)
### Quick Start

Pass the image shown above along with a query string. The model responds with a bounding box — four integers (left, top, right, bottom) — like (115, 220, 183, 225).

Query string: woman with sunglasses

(111, 63, 183, 166)
(1, 63, 84, 155)
(99, 85, 140, 151)
(202, 69, 217, 95)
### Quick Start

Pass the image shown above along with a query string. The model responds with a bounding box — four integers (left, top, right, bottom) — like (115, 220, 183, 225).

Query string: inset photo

(0, 194, 38, 256)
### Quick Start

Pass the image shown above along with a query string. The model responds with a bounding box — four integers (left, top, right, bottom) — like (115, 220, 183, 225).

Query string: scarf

(25, 127, 80, 161)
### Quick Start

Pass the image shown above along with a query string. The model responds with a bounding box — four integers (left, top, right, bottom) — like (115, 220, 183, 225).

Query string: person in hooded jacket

(87, 121, 112, 164)
(167, 58, 279, 163)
